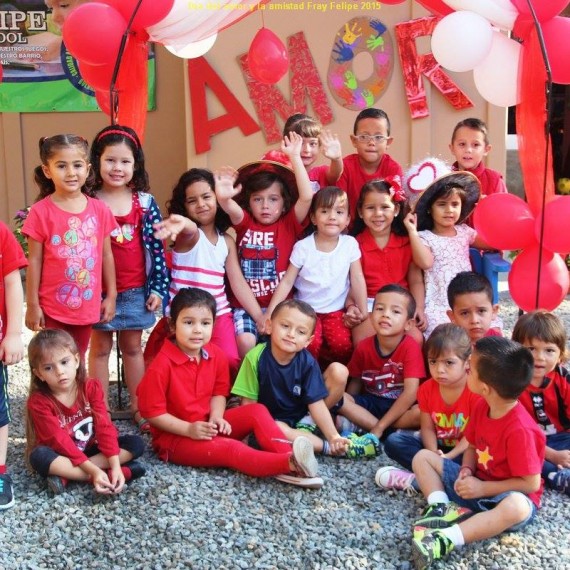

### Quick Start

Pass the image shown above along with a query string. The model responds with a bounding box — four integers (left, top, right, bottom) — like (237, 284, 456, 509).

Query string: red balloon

(508, 244, 569, 311)
(512, 0, 569, 23)
(247, 28, 289, 84)
(473, 193, 536, 250)
(63, 3, 127, 66)
(535, 196, 570, 253)
(415, 0, 454, 17)
(542, 17, 570, 84)
(78, 62, 115, 91)
(102, 0, 174, 31)
(94, 89, 112, 116)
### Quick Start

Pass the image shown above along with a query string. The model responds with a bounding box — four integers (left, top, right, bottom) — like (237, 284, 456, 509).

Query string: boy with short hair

(0, 221, 27, 509)
(232, 299, 379, 458)
(337, 107, 404, 221)
(446, 271, 500, 344)
(283, 113, 343, 192)
(337, 284, 425, 440)
(410, 337, 545, 570)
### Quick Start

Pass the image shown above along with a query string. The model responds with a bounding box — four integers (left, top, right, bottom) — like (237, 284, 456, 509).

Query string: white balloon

(165, 33, 218, 59)
(148, 0, 262, 45)
(443, 0, 518, 30)
(432, 11, 493, 72)
(473, 30, 522, 107)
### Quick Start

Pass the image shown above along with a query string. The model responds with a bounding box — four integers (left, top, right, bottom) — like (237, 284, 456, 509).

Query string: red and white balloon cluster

(62, 1, 173, 111)
(379, 1, 569, 106)
(474, 193, 570, 311)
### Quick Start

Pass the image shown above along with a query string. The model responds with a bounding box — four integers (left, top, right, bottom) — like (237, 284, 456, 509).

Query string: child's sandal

(133, 410, 150, 433)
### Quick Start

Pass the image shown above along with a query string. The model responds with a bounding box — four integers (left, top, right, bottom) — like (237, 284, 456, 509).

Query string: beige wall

(0, 2, 506, 225)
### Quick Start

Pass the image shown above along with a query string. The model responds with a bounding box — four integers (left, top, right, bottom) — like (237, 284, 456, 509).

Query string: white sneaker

(292, 435, 318, 478)
(274, 474, 324, 489)
(375, 466, 418, 495)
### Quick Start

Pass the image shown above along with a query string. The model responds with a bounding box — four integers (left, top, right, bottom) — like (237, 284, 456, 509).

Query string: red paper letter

(239, 31, 333, 144)
(395, 17, 473, 119)
(188, 57, 260, 154)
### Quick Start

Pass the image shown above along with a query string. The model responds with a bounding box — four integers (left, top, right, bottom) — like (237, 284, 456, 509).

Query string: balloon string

(260, 3, 265, 28)
(523, 0, 552, 309)
(109, 0, 144, 125)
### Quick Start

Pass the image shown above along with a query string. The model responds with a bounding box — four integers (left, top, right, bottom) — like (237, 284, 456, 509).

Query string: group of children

(0, 109, 567, 569)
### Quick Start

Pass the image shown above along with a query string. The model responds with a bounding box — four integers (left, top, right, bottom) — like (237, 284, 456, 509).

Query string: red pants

(43, 315, 92, 361)
(308, 310, 353, 365)
(154, 404, 293, 477)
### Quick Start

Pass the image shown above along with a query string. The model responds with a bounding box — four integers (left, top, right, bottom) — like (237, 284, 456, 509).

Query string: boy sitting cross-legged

(232, 299, 380, 459)
(410, 337, 545, 570)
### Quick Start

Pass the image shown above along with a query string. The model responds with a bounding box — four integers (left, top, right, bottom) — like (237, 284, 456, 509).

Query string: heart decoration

(404, 157, 451, 199)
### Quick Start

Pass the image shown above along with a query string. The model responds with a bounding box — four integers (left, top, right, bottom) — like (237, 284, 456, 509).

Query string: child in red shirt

(512, 310, 570, 496)
(410, 337, 545, 569)
(26, 329, 145, 496)
(137, 287, 325, 489)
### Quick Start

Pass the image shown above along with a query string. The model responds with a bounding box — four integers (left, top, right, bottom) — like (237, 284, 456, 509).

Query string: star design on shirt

(476, 446, 493, 470)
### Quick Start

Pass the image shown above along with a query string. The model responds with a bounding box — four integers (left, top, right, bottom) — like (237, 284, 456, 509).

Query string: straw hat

(404, 157, 480, 231)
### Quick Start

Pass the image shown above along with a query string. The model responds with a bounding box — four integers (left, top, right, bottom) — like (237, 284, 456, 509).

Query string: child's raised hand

(281, 132, 303, 158)
(320, 130, 342, 161)
(210, 416, 232, 436)
(214, 167, 241, 202)
(403, 212, 418, 235)
(188, 420, 219, 440)
(153, 214, 190, 242)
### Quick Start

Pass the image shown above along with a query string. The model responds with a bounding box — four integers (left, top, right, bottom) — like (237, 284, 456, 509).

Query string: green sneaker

(414, 502, 472, 529)
(411, 527, 454, 570)
(345, 433, 380, 459)
(294, 421, 318, 435)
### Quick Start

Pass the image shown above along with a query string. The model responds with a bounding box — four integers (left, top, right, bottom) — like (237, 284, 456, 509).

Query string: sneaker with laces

(345, 433, 381, 459)
(335, 415, 361, 437)
(375, 466, 418, 495)
(549, 468, 570, 496)
(274, 473, 324, 489)
(414, 502, 473, 529)
(292, 436, 318, 478)
(411, 526, 454, 570)
(0, 473, 14, 510)
(46, 475, 67, 496)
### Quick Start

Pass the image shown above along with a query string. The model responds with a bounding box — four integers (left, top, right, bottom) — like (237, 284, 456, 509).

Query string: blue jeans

(544, 432, 570, 482)
(384, 430, 461, 472)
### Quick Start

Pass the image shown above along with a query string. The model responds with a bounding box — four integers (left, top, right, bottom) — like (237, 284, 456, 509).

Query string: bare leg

(412, 448, 446, 495)
(338, 394, 380, 432)
(323, 362, 348, 408)
(277, 421, 324, 453)
(236, 332, 257, 359)
(47, 448, 135, 481)
(118, 329, 145, 415)
(88, 330, 114, 408)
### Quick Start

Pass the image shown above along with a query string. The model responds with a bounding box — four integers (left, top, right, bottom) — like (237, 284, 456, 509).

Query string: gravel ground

(1, 286, 569, 570)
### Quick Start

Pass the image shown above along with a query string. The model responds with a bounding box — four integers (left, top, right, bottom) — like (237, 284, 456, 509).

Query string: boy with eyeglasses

(337, 108, 403, 223)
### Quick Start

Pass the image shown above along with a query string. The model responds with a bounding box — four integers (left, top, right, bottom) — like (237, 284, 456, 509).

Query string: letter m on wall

(239, 31, 334, 143)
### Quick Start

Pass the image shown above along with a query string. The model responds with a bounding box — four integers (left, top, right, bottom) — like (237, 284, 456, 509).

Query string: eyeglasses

(354, 134, 389, 144)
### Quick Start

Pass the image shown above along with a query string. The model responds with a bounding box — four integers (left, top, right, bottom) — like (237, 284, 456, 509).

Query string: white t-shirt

(290, 233, 361, 313)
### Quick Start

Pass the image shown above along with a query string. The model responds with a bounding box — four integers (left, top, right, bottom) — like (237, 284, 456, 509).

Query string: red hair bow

(386, 175, 406, 202)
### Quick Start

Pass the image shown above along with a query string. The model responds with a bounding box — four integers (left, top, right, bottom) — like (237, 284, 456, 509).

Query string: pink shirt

(23, 196, 117, 325)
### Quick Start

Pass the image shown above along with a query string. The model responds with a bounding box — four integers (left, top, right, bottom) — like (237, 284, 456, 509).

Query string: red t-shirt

(464, 399, 546, 507)
(23, 196, 117, 325)
(109, 192, 146, 292)
(418, 380, 481, 448)
(137, 339, 230, 453)
(27, 378, 120, 467)
(356, 229, 412, 297)
(348, 334, 425, 399)
(231, 209, 303, 308)
(308, 165, 329, 193)
(337, 153, 404, 221)
(519, 364, 570, 436)
(0, 222, 28, 341)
